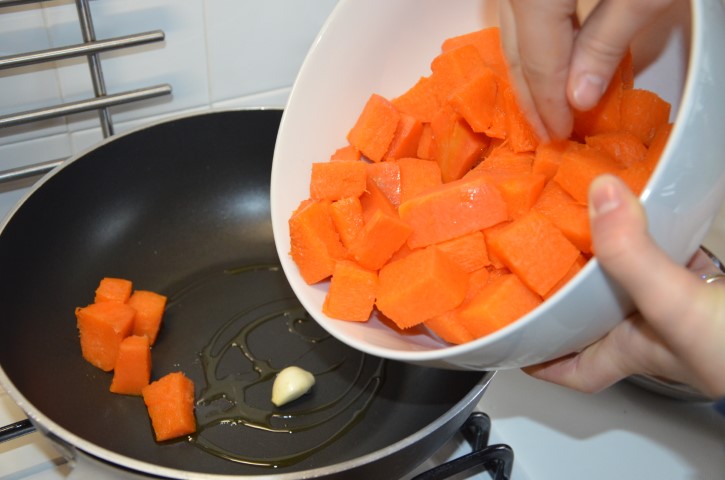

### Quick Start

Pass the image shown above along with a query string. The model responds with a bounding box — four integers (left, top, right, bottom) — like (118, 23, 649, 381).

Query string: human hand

(523, 174, 725, 399)
(498, 0, 676, 141)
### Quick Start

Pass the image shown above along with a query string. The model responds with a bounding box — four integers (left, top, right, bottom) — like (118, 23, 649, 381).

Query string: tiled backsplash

(0, 0, 338, 167)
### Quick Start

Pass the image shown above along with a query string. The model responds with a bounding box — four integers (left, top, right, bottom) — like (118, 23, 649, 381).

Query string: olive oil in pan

(166, 264, 385, 467)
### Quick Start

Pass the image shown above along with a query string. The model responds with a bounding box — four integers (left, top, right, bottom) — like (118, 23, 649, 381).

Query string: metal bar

(0, 31, 165, 70)
(0, 83, 171, 128)
(75, 0, 112, 137)
(0, 0, 174, 192)
(0, 419, 35, 443)
(0, 159, 64, 183)
(0, 0, 42, 8)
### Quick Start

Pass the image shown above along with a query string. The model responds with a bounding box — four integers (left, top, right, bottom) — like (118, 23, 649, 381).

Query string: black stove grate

(413, 412, 514, 480)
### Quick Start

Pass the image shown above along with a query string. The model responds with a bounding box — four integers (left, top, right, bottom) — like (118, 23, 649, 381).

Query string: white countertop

(485, 369, 725, 480)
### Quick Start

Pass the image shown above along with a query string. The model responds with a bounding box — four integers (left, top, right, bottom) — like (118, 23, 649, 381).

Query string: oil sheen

(166, 263, 385, 468)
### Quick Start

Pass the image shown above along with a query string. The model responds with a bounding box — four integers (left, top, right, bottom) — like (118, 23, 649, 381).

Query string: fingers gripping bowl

(270, 0, 725, 370)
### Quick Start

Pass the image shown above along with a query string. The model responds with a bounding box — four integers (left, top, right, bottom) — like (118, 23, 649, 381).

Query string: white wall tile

(211, 86, 291, 110)
(40, 0, 209, 134)
(0, 3, 55, 109)
(0, 0, 336, 212)
(204, 0, 337, 103)
(0, 3, 68, 148)
(0, 132, 72, 223)
(0, 132, 71, 171)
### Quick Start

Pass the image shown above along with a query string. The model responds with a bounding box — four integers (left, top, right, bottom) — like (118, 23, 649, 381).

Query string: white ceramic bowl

(270, 0, 725, 370)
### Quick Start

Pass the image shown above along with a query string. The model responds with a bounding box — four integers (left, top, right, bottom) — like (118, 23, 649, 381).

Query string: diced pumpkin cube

(416, 123, 437, 159)
(434, 231, 490, 272)
(359, 175, 398, 223)
(142, 372, 196, 442)
(392, 76, 441, 123)
(383, 113, 423, 162)
(289, 200, 346, 284)
(76, 301, 136, 371)
(110, 335, 152, 395)
(485, 211, 580, 296)
(349, 209, 412, 271)
(430, 43, 487, 104)
(620, 88, 671, 146)
(323, 260, 379, 322)
(544, 254, 588, 299)
(330, 196, 365, 249)
(502, 83, 540, 153)
(347, 93, 401, 162)
(330, 144, 361, 162)
(447, 68, 500, 134)
(376, 247, 469, 329)
(128, 290, 167, 345)
(424, 267, 492, 344)
(533, 181, 592, 253)
(399, 173, 508, 248)
(431, 106, 490, 183)
(585, 131, 647, 168)
(469, 145, 534, 176)
(532, 141, 579, 181)
(396, 157, 442, 203)
(366, 161, 401, 207)
(553, 145, 623, 204)
(94, 277, 133, 303)
(458, 274, 542, 338)
(480, 171, 547, 220)
(441, 27, 508, 78)
(310, 161, 367, 201)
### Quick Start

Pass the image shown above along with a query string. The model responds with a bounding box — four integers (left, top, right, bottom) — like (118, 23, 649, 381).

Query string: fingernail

(589, 175, 622, 217)
(572, 73, 606, 110)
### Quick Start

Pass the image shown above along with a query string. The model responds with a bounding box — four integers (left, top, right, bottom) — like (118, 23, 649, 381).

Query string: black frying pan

(0, 109, 491, 479)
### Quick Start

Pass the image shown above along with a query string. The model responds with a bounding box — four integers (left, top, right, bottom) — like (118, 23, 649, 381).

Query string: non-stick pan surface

(0, 109, 488, 478)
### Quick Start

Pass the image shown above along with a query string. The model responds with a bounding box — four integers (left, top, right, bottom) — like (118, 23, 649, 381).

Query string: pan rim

(0, 106, 281, 242)
(0, 360, 493, 479)
(0, 107, 494, 478)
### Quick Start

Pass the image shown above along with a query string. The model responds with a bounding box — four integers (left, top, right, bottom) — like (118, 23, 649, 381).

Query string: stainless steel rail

(0, 159, 63, 183)
(0, 0, 172, 184)
(0, 31, 166, 69)
(0, 85, 172, 129)
(0, 419, 35, 443)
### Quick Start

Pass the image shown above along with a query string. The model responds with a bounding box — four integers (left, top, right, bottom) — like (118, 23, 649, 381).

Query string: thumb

(588, 174, 701, 341)
(567, 0, 675, 110)
(589, 175, 725, 397)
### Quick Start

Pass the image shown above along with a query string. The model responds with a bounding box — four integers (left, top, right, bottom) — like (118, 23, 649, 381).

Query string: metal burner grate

(0, 0, 172, 184)
(412, 413, 514, 480)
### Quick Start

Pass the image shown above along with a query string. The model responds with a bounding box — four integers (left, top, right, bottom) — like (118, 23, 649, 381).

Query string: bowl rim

(271, 0, 719, 367)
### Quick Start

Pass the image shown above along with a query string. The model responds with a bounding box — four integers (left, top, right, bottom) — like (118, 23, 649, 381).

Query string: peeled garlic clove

(271, 366, 315, 407)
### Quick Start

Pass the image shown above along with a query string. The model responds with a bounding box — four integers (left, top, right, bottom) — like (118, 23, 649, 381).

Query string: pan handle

(0, 418, 36, 443)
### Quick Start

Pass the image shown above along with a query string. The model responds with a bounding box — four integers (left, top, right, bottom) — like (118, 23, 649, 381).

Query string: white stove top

(485, 370, 725, 479)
